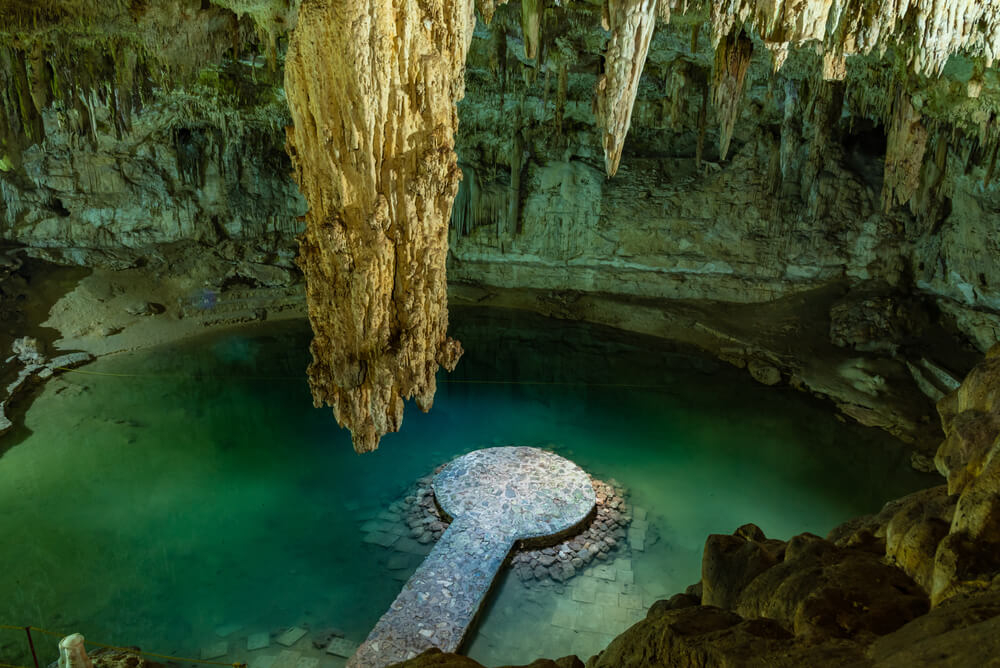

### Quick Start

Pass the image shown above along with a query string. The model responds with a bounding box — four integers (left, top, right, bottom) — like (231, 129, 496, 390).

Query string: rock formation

(283, 0, 470, 451)
(595, 0, 658, 177)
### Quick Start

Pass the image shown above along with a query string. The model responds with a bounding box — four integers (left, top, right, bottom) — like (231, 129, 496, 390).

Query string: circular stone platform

(433, 446, 596, 540)
(349, 447, 596, 668)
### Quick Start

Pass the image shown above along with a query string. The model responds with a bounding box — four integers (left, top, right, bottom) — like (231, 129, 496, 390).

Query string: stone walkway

(347, 447, 595, 668)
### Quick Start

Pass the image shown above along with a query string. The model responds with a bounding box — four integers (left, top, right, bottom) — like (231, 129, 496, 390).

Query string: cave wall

(0, 0, 999, 353)
(447, 3, 1000, 353)
(0, 0, 305, 286)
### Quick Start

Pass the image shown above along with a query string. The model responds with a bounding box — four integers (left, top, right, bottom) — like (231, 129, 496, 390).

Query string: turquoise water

(0, 308, 935, 666)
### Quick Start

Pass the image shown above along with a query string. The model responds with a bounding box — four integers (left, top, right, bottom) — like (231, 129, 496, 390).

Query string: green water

(0, 308, 935, 666)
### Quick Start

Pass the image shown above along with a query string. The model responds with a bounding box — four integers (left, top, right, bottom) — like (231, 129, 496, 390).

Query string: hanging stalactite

(882, 92, 929, 213)
(712, 29, 753, 161)
(476, 0, 509, 25)
(284, 0, 471, 453)
(594, 0, 659, 177)
(522, 0, 542, 61)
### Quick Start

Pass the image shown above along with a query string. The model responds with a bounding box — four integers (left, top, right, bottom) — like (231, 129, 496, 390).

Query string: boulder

(735, 533, 928, 639)
(586, 604, 865, 668)
(701, 525, 785, 610)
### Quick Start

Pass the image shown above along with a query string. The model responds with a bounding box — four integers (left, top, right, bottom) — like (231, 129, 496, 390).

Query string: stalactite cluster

(459, 0, 997, 187)
(708, 0, 1000, 78)
(451, 164, 509, 237)
(284, 0, 470, 452)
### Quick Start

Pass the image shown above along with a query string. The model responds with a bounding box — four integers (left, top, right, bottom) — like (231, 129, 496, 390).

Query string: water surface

(0, 308, 935, 666)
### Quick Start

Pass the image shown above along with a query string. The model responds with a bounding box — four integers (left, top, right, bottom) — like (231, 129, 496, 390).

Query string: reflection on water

(0, 308, 936, 666)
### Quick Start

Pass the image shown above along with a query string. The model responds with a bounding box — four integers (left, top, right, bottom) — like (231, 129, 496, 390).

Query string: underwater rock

(284, 0, 469, 452)
(89, 647, 149, 668)
(391, 648, 583, 667)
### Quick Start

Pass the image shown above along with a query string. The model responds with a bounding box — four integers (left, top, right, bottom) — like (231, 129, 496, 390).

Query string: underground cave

(2, 1, 1000, 667)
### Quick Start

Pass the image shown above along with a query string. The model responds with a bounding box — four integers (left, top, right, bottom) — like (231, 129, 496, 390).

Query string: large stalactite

(711, 29, 754, 162)
(595, 0, 659, 178)
(283, 0, 473, 452)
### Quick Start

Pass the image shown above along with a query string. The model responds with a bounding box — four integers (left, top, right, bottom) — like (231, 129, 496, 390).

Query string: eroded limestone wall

(448, 2, 1000, 352)
(0, 1, 305, 285)
(1, 0, 999, 357)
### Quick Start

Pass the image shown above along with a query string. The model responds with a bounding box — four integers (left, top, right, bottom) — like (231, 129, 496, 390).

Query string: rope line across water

(1, 625, 247, 668)
(53, 366, 673, 389)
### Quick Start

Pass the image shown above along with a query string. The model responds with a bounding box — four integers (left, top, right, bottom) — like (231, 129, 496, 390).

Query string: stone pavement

(347, 447, 595, 668)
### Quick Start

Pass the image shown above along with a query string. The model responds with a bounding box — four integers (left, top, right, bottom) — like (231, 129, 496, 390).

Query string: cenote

(0, 308, 934, 666)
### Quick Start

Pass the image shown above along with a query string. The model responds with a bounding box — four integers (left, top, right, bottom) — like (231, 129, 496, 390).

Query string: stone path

(347, 447, 595, 668)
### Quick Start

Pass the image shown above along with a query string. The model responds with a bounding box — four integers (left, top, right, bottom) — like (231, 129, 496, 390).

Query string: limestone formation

(283, 0, 470, 451)
(521, 0, 541, 60)
(475, 0, 508, 25)
(829, 346, 1000, 605)
(2, 1, 1000, 436)
(595, 0, 658, 177)
(708, 0, 1000, 78)
(711, 30, 753, 161)
(882, 94, 929, 213)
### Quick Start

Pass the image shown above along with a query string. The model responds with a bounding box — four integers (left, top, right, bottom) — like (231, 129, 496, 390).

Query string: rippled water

(0, 308, 935, 666)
